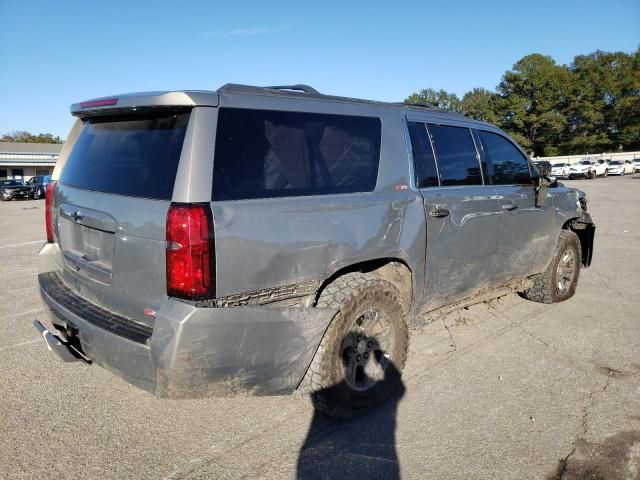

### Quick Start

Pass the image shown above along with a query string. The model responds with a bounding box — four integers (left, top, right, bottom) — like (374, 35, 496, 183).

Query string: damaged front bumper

(36, 272, 336, 398)
(571, 210, 596, 268)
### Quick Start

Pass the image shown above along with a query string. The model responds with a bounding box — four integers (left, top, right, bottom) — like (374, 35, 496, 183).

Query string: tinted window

(428, 125, 482, 186)
(213, 108, 381, 200)
(0, 169, 7, 178)
(60, 112, 190, 200)
(479, 131, 530, 185)
(12, 168, 24, 178)
(408, 122, 439, 187)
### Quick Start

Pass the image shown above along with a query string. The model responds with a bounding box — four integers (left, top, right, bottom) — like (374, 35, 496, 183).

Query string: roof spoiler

(71, 91, 218, 117)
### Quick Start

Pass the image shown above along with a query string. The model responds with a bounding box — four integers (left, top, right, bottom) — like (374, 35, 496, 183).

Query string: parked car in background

(0, 179, 31, 201)
(593, 159, 609, 177)
(25, 175, 51, 199)
(624, 160, 635, 174)
(551, 163, 570, 178)
(607, 160, 634, 176)
(633, 159, 640, 173)
(569, 160, 595, 179)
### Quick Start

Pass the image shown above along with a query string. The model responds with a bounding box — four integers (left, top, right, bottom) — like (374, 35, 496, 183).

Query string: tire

(521, 230, 582, 304)
(301, 272, 409, 418)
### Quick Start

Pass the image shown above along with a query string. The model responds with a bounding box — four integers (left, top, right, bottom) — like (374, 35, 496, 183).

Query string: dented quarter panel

(213, 192, 426, 300)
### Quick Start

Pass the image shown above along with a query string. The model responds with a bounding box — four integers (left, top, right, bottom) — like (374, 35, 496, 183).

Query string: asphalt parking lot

(1, 176, 639, 480)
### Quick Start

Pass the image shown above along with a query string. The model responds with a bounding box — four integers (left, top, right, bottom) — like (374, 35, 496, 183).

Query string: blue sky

(1, 0, 638, 138)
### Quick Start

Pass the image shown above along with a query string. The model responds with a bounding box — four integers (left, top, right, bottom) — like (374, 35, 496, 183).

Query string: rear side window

(478, 130, 530, 185)
(408, 122, 439, 188)
(212, 108, 381, 200)
(428, 125, 482, 186)
(60, 112, 190, 200)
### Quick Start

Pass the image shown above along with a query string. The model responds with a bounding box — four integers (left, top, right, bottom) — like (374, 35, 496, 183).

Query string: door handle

(429, 207, 450, 218)
(501, 203, 518, 211)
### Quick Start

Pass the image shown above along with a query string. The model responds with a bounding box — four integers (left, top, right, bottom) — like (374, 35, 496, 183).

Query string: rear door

(407, 121, 501, 311)
(475, 129, 556, 283)
(54, 110, 192, 327)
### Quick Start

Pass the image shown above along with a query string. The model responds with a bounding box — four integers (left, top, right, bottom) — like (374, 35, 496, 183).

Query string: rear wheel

(302, 272, 409, 418)
(521, 230, 581, 304)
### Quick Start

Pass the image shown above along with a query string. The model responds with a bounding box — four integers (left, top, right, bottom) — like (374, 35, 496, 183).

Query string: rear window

(212, 108, 381, 200)
(60, 111, 190, 200)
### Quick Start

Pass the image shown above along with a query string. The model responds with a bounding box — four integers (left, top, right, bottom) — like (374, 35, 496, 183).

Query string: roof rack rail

(264, 85, 320, 95)
(394, 101, 437, 109)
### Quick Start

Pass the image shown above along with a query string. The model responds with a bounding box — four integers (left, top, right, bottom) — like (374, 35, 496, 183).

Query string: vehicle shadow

(296, 340, 406, 480)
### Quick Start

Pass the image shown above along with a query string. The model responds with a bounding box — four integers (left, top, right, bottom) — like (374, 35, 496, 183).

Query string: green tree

(566, 49, 640, 152)
(498, 54, 572, 156)
(459, 88, 501, 124)
(0, 130, 63, 144)
(405, 88, 461, 111)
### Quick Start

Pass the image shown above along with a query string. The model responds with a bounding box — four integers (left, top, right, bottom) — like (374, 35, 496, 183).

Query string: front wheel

(521, 230, 582, 304)
(301, 272, 409, 418)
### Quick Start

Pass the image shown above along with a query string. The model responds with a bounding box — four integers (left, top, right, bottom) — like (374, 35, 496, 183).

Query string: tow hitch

(32, 320, 91, 363)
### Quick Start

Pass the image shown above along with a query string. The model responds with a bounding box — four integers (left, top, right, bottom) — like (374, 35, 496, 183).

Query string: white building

(0, 142, 61, 181)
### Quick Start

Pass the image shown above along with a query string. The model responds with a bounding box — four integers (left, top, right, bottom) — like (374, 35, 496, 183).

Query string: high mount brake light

(166, 203, 215, 300)
(80, 98, 118, 108)
(45, 181, 57, 243)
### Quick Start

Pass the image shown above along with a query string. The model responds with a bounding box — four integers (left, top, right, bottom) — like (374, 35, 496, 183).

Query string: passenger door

(407, 121, 501, 312)
(475, 129, 556, 283)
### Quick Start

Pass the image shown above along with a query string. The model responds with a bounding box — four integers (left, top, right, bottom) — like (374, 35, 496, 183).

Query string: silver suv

(34, 84, 595, 417)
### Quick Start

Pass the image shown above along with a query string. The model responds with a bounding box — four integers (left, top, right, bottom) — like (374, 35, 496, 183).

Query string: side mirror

(534, 162, 552, 177)
(534, 175, 552, 207)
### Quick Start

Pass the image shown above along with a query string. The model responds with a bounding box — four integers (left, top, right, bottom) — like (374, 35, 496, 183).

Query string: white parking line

(0, 339, 41, 351)
(3, 308, 44, 319)
(1, 267, 37, 276)
(0, 240, 44, 249)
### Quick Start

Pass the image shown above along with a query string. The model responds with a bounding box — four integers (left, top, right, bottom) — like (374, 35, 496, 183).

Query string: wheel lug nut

(364, 352, 369, 359)
(356, 355, 361, 362)
(357, 335, 362, 341)
(353, 347, 357, 354)
(367, 341, 373, 348)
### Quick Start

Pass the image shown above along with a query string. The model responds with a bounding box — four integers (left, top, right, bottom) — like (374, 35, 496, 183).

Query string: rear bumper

(37, 271, 336, 398)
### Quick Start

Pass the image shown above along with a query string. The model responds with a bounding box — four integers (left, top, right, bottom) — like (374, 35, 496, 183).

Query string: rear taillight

(166, 203, 215, 300)
(45, 181, 57, 243)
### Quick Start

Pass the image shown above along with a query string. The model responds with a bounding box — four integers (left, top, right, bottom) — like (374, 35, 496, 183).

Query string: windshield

(579, 160, 591, 165)
(609, 160, 622, 165)
(554, 163, 566, 167)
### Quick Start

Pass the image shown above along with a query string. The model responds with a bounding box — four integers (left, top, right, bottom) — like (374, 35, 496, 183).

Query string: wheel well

(562, 219, 595, 267)
(315, 259, 413, 310)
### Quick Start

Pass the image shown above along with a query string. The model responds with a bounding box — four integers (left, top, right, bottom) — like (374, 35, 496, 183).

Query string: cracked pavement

(1, 176, 639, 479)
